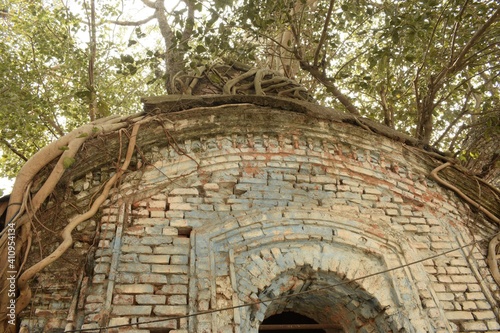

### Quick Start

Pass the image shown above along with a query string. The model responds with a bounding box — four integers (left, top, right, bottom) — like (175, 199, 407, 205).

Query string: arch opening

(254, 266, 396, 333)
(259, 311, 334, 332)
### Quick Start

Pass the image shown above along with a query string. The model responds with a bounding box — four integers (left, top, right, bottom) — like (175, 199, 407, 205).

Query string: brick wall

(20, 103, 499, 333)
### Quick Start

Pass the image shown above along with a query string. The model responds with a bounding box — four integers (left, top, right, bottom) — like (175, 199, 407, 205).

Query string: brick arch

(254, 266, 397, 333)
(13, 99, 500, 333)
(190, 208, 434, 332)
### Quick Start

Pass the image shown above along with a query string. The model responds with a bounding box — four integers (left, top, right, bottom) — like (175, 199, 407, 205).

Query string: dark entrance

(259, 311, 336, 332)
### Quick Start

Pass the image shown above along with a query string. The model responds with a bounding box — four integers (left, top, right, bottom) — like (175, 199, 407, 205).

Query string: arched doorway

(253, 266, 396, 333)
(259, 311, 342, 332)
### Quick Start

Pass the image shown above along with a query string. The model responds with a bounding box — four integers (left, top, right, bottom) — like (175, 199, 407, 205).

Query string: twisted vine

(171, 61, 314, 101)
(430, 162, 500, 286)
(0, 114, 145, 332)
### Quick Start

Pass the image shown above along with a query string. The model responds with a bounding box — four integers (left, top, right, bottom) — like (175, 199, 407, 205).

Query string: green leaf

(63, 157, 75, 169)
(120, 54, 135, 63)
(58, 145, 70, 151)
(195, 45, 207, 53)
(75, 90, 91, 99)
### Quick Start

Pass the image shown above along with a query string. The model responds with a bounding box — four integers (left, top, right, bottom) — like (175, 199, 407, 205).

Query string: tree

(2, 0, 498, 181)
(0, 0, 87, 178)
(226, 0, 500, 147)
(1, 1, 500, 331)
(108, 0, 500, 161)
(0, 0, 164, 183)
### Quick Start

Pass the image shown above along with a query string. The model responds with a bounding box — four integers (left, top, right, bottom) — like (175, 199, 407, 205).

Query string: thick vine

(0, 114, 145, 332)
(430, 162, 500, 287)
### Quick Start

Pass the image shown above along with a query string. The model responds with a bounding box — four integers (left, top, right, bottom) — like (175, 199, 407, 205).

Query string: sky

(0, 178, 14, 196)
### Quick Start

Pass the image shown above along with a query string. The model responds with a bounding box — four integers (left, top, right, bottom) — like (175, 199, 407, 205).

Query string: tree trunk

(416, 86, 437, 144)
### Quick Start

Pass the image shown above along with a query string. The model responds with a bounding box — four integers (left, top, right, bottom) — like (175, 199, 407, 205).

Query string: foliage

(0, 0, 164, 181)
(222, 0, 500, 147)
(1, 0, 85, 177)
(109, 0, 499, 151)
(1, 0, 499, 184)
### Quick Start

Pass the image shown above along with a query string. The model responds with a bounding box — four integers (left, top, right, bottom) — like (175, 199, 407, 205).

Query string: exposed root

(223, 68, 259, 94)
(170, 61, 314, 101)
(0, 114, 144, 332)
(430, 162, 500, 286)
(15, 123, 140, 314)
(488, 234, 500, 287)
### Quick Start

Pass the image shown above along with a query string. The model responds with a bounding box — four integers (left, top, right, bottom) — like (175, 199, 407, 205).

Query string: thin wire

(63, 231, 499, 333)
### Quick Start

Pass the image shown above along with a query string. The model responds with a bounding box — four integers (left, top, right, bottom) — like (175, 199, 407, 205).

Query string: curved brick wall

(20, 99, 499, 333)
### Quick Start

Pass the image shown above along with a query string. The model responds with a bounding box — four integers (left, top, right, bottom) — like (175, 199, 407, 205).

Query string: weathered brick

(461, 321, 488, 331)
(487, 320, 500, 330)
(138, 273, 168, 284)
(125, 225, 146, 235)
(323, 184, 337, 191)
(436, 292, 454, 301)
(139, 254, 170, 264)
(136, 295, 167, 304)
(111, 305, 152, 316)
(154, 245, 190, 255)
(462, 301, 477, 310)
(94, 263, 110, 274)
(361, 194, 378, 201)
(109, 317, 130, 326)
(448, 284, 467, 292)
(145, 226, 163, 235)
(169, 203, 195, 210)
(138, 317, 177, 329)
(141, 236, 174, 245)
(113, 294, 134, 305)
(153, 305, 188, 316)
(170, 188, 199, 195)
(168, 295, 187, 305)
(135, 218, 170, 225)
(115, 284, 154, 294)
(466, 292, 486, 300)
(152, 265, 189, 274)
(445, 311, 474, 321)
(159, 285, 188, 295)
(451, 275, 477, 283)
(170, 255, 189, 265)
(150, 210, 166, 218)
(149, 200, 167, 209)
(203, 183, 220, 191)
(117, 263, 150, 273)
(163, 227, 179, 236)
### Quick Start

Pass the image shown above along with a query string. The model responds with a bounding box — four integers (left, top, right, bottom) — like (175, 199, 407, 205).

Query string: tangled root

(170, 61, 315, 102)
(0, 114, 145, 332)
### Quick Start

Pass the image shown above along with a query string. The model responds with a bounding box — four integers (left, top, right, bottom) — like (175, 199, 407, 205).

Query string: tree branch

(108, 14, 156, 26)
(378, 86, 394, 128)
(0, 139, 28, 162)
(449, 0, 470, 62)
(141, 0, 156, 8)
(300, 61, 361, 116)
(333, 49, 368, 81)
(313, 0, 335, 67)
(436, 7, 500, 83)
(435, 63, 500, 108)
(433, 92, 472, 148)
(181, 0, 195, 44)
(88, 0, 97, 121)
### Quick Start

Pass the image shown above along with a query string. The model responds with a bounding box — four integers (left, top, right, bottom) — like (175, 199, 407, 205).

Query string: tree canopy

(1, 3, 500, 330)
(1, 0, 499, 191)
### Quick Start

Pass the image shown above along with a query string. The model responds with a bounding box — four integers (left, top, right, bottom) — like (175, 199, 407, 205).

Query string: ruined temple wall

(20, 106, 500, 333)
